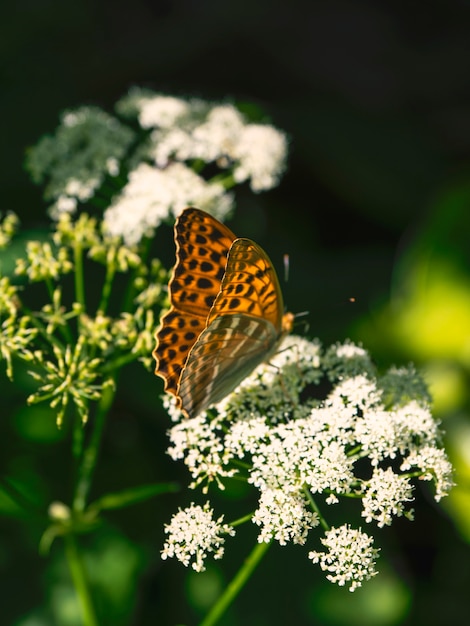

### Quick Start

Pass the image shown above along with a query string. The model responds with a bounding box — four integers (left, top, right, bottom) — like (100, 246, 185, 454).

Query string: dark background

(3, 0, 470, 340)
(1, 1, 470, 625)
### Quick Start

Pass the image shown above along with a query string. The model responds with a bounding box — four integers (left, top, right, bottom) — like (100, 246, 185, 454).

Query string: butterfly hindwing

(177, 313, 279, 418)
(177, 238, 284, 417)
(207, 238, 284, 331)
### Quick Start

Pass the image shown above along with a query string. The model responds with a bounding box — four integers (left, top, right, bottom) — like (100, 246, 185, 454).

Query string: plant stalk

(73, 380, 116, 513)
(64, 533, 98, 626)
(199, 540, 271, 626)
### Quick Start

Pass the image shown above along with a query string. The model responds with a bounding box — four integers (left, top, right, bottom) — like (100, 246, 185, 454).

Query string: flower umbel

(15, 241, 73, 282)
(252, 488, 319, 545)
(0, 314, 37, 379)
(26, 89, 288, 246)
(10, 88, 294, 623)
(163, 337, 453, 590)
(161, 502, 235, 572)
(361, 467, 415, 527)
(0, 212, 19, 248)
(40, 288, 81, 335)
(11, 85, 454, 617)
(309, 525, 379, 591)
(25, 106, 135, 210)
(0, 277, 38, 378)
(27, 335, 111, 427)
(103, 162, 233, 246)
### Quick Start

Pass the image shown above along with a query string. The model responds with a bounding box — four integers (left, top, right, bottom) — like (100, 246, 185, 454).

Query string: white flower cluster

(166, 413, 237, 491)
(162, 337, 453, 590)
(103, 93, 288, 244)
(309, 525, 379, 591)
(103, 162, 233, 245)
(50, 177, 101, 219)
(25, 106, 135, 215)
(361, 467, 415, 527)
(137, 94, 287, 191)
(161, 502, 235, 572)
(27, 91, 288, 247)
(252, 488, 319, 546)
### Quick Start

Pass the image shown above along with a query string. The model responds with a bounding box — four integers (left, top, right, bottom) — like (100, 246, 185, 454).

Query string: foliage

(0, 89, 455, 626)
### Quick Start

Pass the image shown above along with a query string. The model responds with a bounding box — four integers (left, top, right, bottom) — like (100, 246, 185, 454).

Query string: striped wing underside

(176, 238, 285, 418)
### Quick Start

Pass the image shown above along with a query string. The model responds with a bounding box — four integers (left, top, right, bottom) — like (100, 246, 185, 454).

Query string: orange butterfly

(153, 208, 293, 418)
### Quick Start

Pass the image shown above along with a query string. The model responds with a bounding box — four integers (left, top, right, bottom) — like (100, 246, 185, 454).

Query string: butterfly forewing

(153, 310, 206, 395)
(153, 208, 236, 395)
(170, 208, 236, 317)
(153, 207, 291, 418)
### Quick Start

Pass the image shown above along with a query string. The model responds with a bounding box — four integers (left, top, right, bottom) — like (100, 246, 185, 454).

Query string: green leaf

(88, 481, 180, 513)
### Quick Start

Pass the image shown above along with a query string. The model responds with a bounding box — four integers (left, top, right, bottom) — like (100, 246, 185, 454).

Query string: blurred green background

(1, 1, 470, 624)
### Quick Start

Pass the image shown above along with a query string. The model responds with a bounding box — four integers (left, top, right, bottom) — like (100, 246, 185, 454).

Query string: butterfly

(153, 207, 294, 418)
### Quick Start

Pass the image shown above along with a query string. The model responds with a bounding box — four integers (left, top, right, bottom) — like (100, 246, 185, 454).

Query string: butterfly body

(153, 208, 293, 418)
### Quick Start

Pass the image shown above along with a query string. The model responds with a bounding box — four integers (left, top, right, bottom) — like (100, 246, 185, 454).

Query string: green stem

(100, 352, 139, 374)
(74, 242, 86, 309)
(229, 512, 253, 527)
(119, 235, 152, 315)
(22, 306, 66, 352)
(97, 252, 116, 314)
(73, 381, 116, 513)
(44, 276, 55, 301)
(73, 410, 85, 457)
(0, 475, 47, 520)
(98, 268, 115, 314)
(64, 533, 98, 626)
(199, 540, 271, 626)
(304, 486, 329, 532)
(72, 409, 86, 478)
(207, 171, 236, 190)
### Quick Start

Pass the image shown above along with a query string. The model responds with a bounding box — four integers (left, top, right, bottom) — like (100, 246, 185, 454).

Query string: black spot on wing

(200, 261, 214, 273)
(197, 277, 214, 290)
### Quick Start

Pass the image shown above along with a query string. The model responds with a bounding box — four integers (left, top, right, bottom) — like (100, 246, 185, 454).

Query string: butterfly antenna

(281, 253, 309, 333)
(293, 310, 310, 334)
(283, 253, 290, 283)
